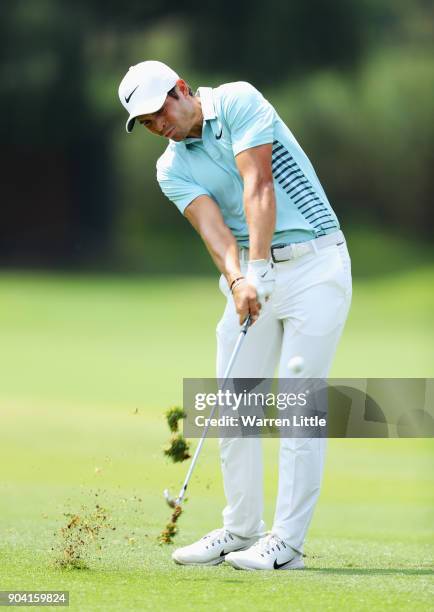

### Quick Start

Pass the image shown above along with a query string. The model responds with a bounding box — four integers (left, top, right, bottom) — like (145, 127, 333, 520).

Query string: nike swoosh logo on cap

(125, 85, 139, 104)
(260, 271, 268, 278)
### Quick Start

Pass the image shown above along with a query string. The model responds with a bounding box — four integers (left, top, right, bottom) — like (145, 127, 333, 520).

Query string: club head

(163, 488, 177, 508)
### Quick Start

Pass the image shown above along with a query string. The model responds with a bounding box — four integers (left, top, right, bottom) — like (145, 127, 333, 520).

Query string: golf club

(164, 314, 252, 508)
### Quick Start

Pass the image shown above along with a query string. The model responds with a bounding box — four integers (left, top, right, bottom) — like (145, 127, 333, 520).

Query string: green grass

(0, 270, 433, 611)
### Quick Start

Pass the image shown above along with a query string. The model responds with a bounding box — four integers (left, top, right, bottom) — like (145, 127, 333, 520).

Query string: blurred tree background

(0, 0, 433, 274)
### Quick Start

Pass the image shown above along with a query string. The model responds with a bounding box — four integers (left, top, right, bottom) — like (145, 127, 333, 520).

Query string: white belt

(239, 230, 345, 263)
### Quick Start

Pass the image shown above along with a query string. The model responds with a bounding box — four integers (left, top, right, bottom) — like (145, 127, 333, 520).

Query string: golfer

(119, 61, 352, 570)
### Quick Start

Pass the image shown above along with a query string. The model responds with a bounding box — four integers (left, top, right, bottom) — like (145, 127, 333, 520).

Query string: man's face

(137, 82, 197, 141)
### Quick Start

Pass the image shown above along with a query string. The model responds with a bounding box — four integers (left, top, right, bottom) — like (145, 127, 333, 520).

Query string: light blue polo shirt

(156, 82, 340, 247)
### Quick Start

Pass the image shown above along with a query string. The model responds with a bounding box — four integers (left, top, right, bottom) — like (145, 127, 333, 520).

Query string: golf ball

(288, 356, 304, 374)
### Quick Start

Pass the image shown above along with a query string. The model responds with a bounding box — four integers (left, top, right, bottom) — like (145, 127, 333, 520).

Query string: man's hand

(232, 280, 261, 325)
(246, 259, 276, 308)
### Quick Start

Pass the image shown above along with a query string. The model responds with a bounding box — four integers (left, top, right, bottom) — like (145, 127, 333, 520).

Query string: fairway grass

(0, 271, 433, 611)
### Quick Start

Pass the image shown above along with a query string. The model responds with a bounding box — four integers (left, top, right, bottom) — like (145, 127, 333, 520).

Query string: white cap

(118, 61, 180, 133)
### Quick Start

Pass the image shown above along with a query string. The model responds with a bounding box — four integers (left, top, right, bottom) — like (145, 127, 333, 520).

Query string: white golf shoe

(172, 528, 257, 566)
(225, 533, 304, 571)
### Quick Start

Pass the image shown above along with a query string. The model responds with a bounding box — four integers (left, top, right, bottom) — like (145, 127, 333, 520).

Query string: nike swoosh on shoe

(273, 558, 295, 569)
(220, 546, 246, 557)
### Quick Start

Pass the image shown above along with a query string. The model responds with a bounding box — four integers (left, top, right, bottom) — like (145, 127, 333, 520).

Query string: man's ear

(176, 79, 189, 96)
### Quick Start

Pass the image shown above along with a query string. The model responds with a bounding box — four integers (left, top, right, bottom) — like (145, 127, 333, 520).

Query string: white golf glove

(246, 259, 276, 308)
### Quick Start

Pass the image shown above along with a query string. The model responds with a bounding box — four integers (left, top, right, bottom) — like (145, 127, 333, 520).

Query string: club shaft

(175, 316, 251, 505)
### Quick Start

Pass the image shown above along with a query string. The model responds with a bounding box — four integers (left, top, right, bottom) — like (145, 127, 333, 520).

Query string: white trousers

(216, 239, 352, 553)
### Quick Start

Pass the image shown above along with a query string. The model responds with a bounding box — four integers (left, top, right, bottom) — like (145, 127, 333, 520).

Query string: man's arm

(185, 195, 241, 287)
(234, 143, 276, 308)
(235, 143, 276, 260)
(185, 195, 260, 323)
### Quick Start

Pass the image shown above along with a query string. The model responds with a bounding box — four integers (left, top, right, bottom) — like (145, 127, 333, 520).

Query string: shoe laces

(201, 528, 234, 548)
(253, 533, 286, 556)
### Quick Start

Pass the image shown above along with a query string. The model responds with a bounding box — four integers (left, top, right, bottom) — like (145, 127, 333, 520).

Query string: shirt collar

(197, 87, 216, 120)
